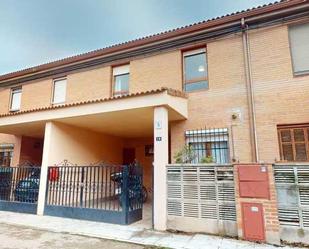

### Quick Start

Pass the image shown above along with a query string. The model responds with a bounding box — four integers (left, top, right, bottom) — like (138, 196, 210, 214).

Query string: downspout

(241, 18, 259, 162)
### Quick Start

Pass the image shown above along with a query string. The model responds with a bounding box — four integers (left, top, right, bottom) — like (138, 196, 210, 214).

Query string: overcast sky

(0, 0, 272, 75)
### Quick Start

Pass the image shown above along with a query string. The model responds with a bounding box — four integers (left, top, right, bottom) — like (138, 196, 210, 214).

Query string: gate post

(122, 165, 130, 224)
(153, 106, 168, 231)
(234, 163, 280, 245)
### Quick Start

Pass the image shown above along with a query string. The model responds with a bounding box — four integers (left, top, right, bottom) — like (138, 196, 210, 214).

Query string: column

(153, 106, 169, 230)
(37, 122, 53, 215)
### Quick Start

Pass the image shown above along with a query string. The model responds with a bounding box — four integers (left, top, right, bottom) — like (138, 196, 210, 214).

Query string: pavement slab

(0, 211, 304, 249)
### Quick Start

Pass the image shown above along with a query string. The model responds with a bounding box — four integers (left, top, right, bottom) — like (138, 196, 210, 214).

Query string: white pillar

(153, 106, 169, 230)
(37, 122, 53, 215)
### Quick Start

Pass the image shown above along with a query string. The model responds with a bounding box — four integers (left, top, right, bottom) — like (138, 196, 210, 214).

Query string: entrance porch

(0, 88, 188, 229)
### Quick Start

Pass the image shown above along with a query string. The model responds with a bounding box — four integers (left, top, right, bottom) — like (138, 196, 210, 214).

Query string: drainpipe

(241, 18, 259, 163)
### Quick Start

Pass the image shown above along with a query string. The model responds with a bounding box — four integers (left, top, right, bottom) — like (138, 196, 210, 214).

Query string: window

(278, 125, 309, 162)
(183, 48, 208, 92)
(113, 65, 129, 97)
(0, 144, 14, 167)
(52, 78, 67, 104)
(10, 87, 22, 111)
(185, 128, 229, 164)
(289, 23, 309, 75)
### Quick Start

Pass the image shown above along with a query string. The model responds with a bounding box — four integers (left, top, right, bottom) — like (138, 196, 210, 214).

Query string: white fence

(166, 164, 237, 236)
(274, 164, 309, 244)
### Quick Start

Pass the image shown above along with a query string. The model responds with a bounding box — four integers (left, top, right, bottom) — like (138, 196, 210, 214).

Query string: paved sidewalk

(0, 223, 145, 249)
(0, 211, 302, 249)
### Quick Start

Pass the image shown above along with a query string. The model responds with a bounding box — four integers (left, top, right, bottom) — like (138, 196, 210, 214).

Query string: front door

(123, 148, 135, 165)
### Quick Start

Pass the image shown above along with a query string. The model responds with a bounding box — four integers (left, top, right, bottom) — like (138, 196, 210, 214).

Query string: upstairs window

(10, 87, 22, 111)
(289, 23, 309, 75)
(0, 144, 14, 167)
(278, 125, 309, 162)
(185, 128, 229, 164)
(113, 65, 129, 97)
(52, 78, 67, 104)
(183, 48, 208, 92)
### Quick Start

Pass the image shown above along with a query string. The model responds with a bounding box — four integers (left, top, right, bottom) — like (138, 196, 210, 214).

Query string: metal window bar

(0, 152, 13, 167)
(185, 127, 229, 164)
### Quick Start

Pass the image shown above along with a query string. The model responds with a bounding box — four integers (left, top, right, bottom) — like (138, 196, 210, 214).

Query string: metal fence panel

(167, 164, 236, 223)
(274, 164, 309, 229)
(0, 166, 41, 214)
(45, 163, 143, 225)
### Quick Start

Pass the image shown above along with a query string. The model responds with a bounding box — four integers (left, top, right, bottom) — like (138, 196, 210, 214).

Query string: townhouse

(0, 0, 309, 245)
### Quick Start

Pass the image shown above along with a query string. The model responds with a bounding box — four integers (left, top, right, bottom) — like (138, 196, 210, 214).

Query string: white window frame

(52, 78, 67, 105)
(113, 64, 130, 97)
(10, 87, 22, 112)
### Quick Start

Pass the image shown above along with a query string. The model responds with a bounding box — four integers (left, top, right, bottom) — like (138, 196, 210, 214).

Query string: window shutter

(113, 65, 129, 76)
(289, 23, 309, 74)
(278, 126, 309, 162)
(53, 79, 67, 104)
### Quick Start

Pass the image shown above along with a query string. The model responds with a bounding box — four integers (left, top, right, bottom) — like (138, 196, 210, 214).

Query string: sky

(0, 0, 273, 75)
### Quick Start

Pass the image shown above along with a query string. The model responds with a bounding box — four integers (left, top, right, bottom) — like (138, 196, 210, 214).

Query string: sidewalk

(0, 211, 301, 249)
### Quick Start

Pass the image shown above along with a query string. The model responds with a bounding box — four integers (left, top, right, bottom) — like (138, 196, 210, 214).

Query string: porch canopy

(0, 87, 187, 230)
(0, 88, 187, 138)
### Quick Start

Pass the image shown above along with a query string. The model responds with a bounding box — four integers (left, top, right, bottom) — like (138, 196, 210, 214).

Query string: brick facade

(1, 24, 309, 164)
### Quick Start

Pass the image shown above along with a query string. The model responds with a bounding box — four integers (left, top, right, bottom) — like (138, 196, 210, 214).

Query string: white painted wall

(153, 106, 169, 230)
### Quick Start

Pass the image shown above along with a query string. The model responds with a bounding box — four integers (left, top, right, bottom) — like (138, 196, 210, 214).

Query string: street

(0, 223, 157, 249)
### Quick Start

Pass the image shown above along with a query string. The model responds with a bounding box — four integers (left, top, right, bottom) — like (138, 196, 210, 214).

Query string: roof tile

(0, 0, 306, 82)
(0, 87, 187, 118)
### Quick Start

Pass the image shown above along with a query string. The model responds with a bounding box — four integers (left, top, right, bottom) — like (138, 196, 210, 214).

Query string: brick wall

(22, 79, 52, 110)
(170, 34, 253, 163)
(171, 24, 309, 164)
(0, 87, 10, 113)
(130, 50, 182, 93)
(67, 66, 112, 102)
(249, 25, 309, 162)
(234, 164, 280, 245)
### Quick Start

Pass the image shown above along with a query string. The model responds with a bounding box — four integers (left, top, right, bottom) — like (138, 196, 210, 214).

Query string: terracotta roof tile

(0, 0, 306, 82)
(0, 87, 187, 118)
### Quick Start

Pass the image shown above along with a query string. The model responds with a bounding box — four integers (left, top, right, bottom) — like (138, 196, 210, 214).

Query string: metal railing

(46, 163, 143, 212)
(0, 166, 41, 203)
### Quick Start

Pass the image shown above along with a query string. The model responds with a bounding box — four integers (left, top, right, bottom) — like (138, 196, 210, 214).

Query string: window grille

(0, 144, 14, 167)
(185, 128, 229, 164)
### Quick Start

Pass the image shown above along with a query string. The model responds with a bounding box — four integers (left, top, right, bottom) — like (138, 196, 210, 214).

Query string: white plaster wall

(45, 122, 123, 166)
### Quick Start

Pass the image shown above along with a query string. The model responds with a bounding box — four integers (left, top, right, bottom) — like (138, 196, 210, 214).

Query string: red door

(123, 148, 135, 165)
(242, 203, 265, 241)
